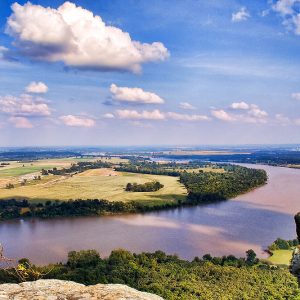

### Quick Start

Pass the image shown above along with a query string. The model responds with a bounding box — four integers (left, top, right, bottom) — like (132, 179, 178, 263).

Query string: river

(1, 164, 300, 264)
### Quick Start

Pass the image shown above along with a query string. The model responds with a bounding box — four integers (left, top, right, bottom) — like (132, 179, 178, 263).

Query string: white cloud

(232, 7, 250, 23)
(60, 115, 95, 127)
(272, 0, 297, 15)
(275, 113, 291, 125)
(114, 109, 210, 122)
(9, 116, 33, 128)
(230, 101, 250, 110)
(0, 46, 8, 59)
(261, 9, 270, 17)
(179, 102, 196, 110)
(272, 1, 300, 34)
(26, 81, 48, 94)
(212, 103, 268, 124)
(294, 118, 300, 125)
(292, 92, 300, 100)
(6, 2, 169, 73)
(166, 112, 210, 121)
(116, 109, 165, 120)
(247, 104, 268, 119)
(110, 84, 164, 104)
(103, 113, 115, 119)
(0, 94, 51, 116)
(211, 109, 236, 122)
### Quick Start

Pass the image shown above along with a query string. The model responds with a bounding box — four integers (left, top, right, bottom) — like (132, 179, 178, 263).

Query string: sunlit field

(0, 167, 187, 205)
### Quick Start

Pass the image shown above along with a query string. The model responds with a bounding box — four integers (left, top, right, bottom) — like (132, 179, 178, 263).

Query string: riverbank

(0, 164, 267, 221)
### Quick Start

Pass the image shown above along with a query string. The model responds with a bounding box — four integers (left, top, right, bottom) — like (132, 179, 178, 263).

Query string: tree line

(41, 160, 113, 176)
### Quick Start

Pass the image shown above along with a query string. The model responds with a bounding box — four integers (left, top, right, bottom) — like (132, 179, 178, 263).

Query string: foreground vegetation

(1, 249, 299, 300)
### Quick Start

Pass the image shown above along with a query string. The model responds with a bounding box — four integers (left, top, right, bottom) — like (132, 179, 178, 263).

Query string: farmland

(0, 163, 187, 205)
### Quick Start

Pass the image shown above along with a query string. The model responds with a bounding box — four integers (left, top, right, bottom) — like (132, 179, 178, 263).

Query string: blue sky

(0, 0, 300, 146)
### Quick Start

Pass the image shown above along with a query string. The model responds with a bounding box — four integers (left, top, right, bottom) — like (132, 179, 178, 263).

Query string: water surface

(1, 164, 300, 264)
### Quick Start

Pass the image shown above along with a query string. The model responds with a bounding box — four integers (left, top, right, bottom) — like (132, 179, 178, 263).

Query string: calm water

(1, 164, 300, 264)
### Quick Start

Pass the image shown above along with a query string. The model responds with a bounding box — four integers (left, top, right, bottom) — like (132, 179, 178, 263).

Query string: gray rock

(0, 279, 164, 300)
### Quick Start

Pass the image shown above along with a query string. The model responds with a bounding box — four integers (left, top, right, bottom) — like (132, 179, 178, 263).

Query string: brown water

(1, 164, 300, 264)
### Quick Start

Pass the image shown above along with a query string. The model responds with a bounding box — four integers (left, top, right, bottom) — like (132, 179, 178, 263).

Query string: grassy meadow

(267, 249, 293, 265)
(0, 164, 187, 205)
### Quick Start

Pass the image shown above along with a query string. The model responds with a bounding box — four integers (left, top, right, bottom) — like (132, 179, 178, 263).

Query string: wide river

(1, 164, 300, 264)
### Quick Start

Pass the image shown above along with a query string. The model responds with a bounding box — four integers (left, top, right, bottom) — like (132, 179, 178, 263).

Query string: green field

(0, 168, 187, 205)
(267, 250, 293, 265)
(0, 165, 56, 177)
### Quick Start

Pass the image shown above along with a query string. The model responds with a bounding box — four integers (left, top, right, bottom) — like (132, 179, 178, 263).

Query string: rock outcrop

(0, 279, 164, 300)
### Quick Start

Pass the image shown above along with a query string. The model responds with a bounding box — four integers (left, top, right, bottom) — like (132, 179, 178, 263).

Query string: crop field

(0, 168, 187, 205)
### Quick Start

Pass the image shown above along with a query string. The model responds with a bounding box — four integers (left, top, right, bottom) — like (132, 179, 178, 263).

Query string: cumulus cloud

(248, 104, 268, 119)
(60, 115, 95, 127)
(6, 2, 169, 73)
(0, 46, 8, 59)
(26, 81, 48, 94)
(230, 101, 250, 110)
(211, 109, 236, 122)
(272, 0, 297, 15)
(166, 112, 210, 121)
(179, 102, 196, 110)
(275, 114, 291, 125)
(292, 92, 300, 100)
(103, 113, 115, 119)
(112, 109, 210, 122)
(0, 94, 51, 116)
(110, 84, 165, 104)
(232, 7, 250, 22)
(9, 116, 33, 128)
(231, 102, 268, 121)
(272, 1, 300, 34)
(212, 102, 268, 124)
(116, 109, 165, 120)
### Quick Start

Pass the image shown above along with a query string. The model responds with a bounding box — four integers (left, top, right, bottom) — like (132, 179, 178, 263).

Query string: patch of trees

(0, 162, 10, 168)
(268, 238, 299, 251)
(41, 160, 113, 176)
(0, 249, 299, 300)
(125, 181, 164, 192)
(180, 165, 267, 203)
(116, 163, 181, 177)
(0, 199, 139, 220)
(0, 151, 82, 161)
(0, 198, 192, 221)
(5, 183, 14, 189)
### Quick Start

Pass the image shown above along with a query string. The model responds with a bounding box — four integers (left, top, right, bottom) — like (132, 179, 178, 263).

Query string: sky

(0, 0, 300, 146)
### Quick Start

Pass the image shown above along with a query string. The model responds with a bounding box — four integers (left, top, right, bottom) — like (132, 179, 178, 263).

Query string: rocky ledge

(0, 279, 164, 300)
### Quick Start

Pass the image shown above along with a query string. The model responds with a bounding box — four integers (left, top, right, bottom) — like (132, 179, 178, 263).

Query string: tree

(125, 183, 132, 191)
(246, 249, 257, 265)
(5, 183, 14, 189)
